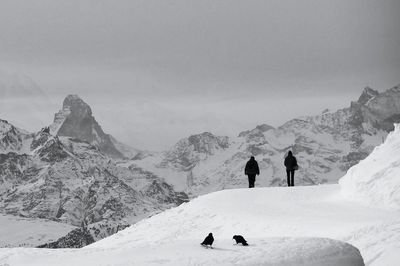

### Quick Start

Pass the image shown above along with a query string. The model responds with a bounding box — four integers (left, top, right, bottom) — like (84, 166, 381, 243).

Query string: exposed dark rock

(341, 151, 370, 169)
(238, 124, 274, 137)
(37, 227, 95, 248)
(357, 87, 379, 105)
(53, 95, 124, 159)
(31, 128, 51, 150)
(38, 137, 69, 162)
(162, 132, 229, 169)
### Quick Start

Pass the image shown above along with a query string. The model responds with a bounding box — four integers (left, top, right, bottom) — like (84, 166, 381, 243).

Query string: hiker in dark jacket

(244, 156, 260, 188)
(284, 151, 298, 187)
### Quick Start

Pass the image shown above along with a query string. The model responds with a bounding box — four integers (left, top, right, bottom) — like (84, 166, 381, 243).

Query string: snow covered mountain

(160, 132, 230, 170)
(1, 84, 399, 251)
(0, 99, 188, 247)
(2, 123, 400, 264)
(0, 119, 32, 154)
(133, 85, 400, 196)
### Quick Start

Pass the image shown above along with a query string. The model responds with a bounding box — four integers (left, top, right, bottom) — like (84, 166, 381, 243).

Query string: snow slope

(87, 185, 398, 265)
(340, 124, 400, 209)
(1, 184, 399, 265)
(0, 236, 363, 266)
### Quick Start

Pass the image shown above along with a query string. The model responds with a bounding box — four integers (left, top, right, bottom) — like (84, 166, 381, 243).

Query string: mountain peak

(357, 86, 379, 105)
(255, 124, 274, 132)
(50, 95, 124, 158)
(238, 123, 274, 138)
(161, 132, 229, 169)
(62, 94, 92, 116)
(388, 84, 400, 93)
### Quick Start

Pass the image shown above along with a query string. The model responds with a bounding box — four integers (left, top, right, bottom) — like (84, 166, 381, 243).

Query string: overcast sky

(1, 0, 399, 150)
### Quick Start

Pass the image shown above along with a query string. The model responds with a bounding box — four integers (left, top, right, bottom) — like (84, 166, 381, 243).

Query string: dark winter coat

(245, 157, 260, 175)
(284, 153, 298, 171)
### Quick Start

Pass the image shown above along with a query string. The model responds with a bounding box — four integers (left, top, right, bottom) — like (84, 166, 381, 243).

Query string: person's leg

(290, 170, 295, 186)
(250, 175, 255, 188)
(286, 170, 290, 186)
(248, 175, 251, 188)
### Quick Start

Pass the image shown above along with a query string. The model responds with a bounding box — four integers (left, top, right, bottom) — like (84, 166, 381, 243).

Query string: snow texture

(340, 123, 400, 210)
(0, 237, 363, 266)
(2, 183, 400, 265)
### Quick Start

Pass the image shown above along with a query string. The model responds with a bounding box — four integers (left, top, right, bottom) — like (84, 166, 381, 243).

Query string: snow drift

(340, 123, 400, 209)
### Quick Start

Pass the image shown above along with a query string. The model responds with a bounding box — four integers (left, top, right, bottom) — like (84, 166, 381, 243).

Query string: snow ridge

(340, 123, 400, 209)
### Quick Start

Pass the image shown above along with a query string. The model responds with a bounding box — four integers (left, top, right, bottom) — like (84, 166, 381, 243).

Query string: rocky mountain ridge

(1, 83, 400, 247)
(132, 84, 400, 196)
(0, 97, 188, 247)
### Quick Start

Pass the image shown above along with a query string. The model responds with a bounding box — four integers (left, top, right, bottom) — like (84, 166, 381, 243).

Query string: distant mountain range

(0, 95, 188, 247)
(1, 82, 400, 247)
(132, 84, 400, 196)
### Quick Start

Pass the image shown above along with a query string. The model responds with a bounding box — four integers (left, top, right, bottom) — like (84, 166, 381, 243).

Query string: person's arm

(256, 163, 260, 175)
(244, 162, 248, 175)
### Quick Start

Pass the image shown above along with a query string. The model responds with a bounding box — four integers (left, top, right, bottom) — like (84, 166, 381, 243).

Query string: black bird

(233, 235, 248, 246)
(201, 233, 214, 247)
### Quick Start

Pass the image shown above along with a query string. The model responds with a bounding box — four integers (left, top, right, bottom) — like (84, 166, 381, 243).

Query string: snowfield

(0, 237, 363, 266)
(0, 214, 75, 248)
(1, 125, 400, 265)
(0, 185, 398, 265)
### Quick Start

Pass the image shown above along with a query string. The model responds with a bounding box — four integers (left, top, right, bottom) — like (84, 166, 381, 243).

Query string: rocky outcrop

(161, 132, 230, 169)
(238, 123, 274, 138)
(0, 119, 30, 154)
(360, 85, 400, 131)
(37, 227, 95, 248)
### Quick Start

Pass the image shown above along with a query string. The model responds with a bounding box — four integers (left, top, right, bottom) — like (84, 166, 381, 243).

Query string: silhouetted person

(245, 156, 259, 188)
(201, 233, 214, 247)
(233, 235, 248, 246)
(284, 151, 298, 186)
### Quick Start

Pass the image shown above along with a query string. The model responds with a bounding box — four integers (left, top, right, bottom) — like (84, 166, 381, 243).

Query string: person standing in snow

(284, 151, 298, 186)
(245, 156, 260, 188)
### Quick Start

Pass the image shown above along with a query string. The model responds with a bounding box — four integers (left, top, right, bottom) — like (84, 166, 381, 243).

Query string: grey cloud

(0, 0, 399, 149)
